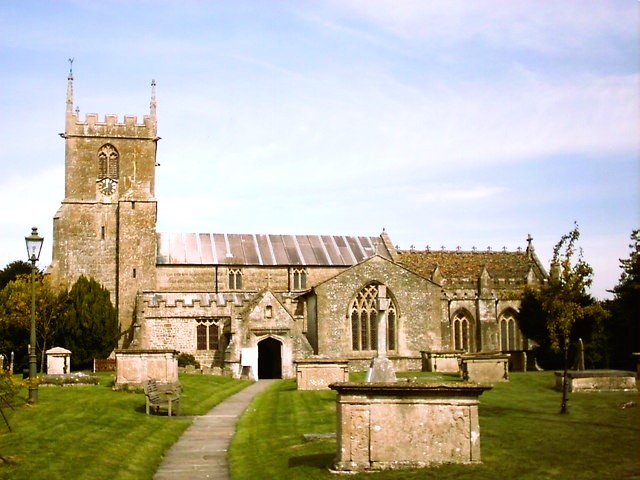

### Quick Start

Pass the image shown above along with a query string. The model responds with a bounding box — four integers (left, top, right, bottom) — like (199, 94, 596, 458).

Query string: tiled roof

(156, 233, 392, 266)
(396, 249, 546, 281)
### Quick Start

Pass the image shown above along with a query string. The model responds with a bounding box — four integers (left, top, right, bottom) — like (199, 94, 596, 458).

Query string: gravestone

(330, 382, 492, 472)
(114, 349, 179, 389)
(295, 358, 349, 390)
(460, 352, 510, 383)
(421, 350, 463, 373)
(554, 370, 636, 392)
(46, 347, 71, 375)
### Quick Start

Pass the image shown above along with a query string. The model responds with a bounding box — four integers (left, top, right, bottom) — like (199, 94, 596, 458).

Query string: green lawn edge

(229, 371, 639, 480)
(0, 373, 251, 480)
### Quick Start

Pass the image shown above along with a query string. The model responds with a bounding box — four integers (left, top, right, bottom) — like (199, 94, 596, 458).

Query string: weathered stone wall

(156, 264, 346, 293)
(314, 256, 442, 364)
(118, 199, 157, 334)
(50, 202, 118, 295)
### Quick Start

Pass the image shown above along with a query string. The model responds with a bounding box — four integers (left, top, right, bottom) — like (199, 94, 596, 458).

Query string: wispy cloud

(327, 0, 636, 55)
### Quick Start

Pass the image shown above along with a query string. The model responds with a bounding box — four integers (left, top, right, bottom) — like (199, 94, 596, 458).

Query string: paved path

(154, 380, 275, 480)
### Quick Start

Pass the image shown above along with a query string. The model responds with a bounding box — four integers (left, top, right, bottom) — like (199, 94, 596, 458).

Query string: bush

(177, 353, 200, 369)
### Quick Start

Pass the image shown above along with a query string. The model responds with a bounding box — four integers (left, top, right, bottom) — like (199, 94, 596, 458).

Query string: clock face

(99, 178, 117, 195)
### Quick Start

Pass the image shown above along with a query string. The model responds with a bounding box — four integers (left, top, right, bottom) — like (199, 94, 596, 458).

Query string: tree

(604, 230, 640, 369)
(0, 273, 64, 372)
(0, 261, 32, 290)
(56, 276, 120, 369)
(518, 225, 605, 413)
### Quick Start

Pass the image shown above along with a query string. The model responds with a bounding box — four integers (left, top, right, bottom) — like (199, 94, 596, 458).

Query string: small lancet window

(228, 268, 242, 290)
(292, 268, 307, 291)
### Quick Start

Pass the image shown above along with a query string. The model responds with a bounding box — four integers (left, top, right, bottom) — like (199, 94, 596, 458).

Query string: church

(48, 73, 548, 379)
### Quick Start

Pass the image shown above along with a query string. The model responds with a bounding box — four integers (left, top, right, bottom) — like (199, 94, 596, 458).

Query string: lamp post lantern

(25, 227, 44, 403)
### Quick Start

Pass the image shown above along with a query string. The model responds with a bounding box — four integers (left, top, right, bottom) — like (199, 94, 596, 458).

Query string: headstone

(46, 347, 72, 375)
(295, 358, 349, 390)
(575, 338, 585, 371)
(114, 349, 179, 389)
(554, 370, 636, 392)
(421, 350, 463, 373)
(330, 382, 492, 472)
(460, 352, 510, 383)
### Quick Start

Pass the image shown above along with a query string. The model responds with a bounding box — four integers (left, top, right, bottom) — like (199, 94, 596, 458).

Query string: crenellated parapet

(63, 70, 157, 138)
(64, 112, 157, 137)
(140, 291, 255, 312)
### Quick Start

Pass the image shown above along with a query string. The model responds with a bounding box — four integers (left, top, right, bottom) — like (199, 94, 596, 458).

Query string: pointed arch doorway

(258, 337, 282, 379)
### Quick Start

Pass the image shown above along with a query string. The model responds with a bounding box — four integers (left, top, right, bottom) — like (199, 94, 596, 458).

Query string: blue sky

(0, 1, 637, 299)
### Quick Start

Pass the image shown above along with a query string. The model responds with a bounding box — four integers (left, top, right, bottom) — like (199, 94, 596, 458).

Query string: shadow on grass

(287, 452, 334, 470)
(482, 404, 639, 432)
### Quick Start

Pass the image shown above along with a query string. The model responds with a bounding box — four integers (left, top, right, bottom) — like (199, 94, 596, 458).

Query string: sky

(0, 1, 637, 299)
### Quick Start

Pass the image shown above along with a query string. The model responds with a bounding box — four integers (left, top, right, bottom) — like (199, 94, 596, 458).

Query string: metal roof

(156, 233, 391, 266)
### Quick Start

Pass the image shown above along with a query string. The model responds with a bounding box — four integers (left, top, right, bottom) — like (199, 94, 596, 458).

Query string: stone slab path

(154, 380, 275, 480)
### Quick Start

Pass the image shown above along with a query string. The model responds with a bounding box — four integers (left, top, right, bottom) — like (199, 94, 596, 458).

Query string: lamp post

(25, 227, 44, 404)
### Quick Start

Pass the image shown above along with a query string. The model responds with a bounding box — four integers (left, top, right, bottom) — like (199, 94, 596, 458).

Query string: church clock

(99, 177, 117, 195)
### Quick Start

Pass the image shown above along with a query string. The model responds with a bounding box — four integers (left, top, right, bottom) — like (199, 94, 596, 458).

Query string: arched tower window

(350, 284, 397, 352)
(452, 310, 472, 351)
(98, 144, 119, 179)
(499, 309, 523, 351)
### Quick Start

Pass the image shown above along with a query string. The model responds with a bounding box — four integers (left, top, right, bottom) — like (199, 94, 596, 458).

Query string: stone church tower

(49, 70, 159, 335)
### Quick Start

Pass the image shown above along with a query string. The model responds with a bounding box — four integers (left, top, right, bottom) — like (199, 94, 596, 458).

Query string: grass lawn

(0, 373, 250, 480)
(229, 371, 639, 480)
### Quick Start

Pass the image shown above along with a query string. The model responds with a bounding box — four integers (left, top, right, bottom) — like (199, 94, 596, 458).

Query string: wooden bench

(143, 379, 181, 416)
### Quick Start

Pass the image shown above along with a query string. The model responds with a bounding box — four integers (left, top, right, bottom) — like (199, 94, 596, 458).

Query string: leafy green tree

(0, 273, 64, 371)
(604, 230, 640, 370)
(518, 225, 605, 413)
(0, 261, 32, 290)
(56, 275, 120, 369)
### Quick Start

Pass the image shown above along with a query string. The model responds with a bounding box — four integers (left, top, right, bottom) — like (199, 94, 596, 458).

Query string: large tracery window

(452, 311, 471, 351)
(499, 310, 523, 351)
(350, 284, 397, 352)
(98, 144, 119, 179)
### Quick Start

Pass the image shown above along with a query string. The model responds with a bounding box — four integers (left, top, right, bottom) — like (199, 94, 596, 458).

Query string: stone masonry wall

(315, 256, 442, 364)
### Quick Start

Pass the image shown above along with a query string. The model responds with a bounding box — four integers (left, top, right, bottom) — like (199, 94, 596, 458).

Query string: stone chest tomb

(330, 382, 492, 472)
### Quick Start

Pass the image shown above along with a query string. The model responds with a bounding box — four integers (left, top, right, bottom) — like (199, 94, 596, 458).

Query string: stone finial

(526, 233, 535, 257)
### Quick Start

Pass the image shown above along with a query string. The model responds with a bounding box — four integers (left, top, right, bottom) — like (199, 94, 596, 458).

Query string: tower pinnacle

(150, 79, 157, 117)
(66, 58, 74, 113)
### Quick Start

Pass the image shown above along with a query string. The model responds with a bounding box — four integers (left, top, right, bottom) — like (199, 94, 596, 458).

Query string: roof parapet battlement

(140, 292, 253, 310)
(70, 112, 156, 128)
